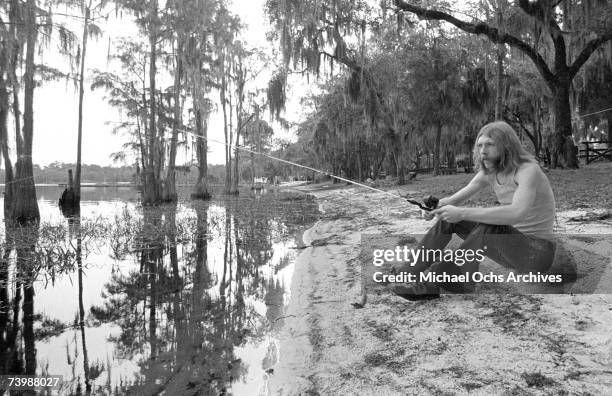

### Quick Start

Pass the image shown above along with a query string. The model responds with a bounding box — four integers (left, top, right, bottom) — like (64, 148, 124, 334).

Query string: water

(0, 185, 319, 395)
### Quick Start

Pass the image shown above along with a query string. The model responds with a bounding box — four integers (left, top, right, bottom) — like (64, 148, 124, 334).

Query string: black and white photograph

(0, 0, 611, 394)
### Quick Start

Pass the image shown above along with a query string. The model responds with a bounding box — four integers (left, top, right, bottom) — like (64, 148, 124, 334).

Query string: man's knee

(470, 223, 512, 235)
(433, 220, 482, 239)
(433, 219, 468, 234)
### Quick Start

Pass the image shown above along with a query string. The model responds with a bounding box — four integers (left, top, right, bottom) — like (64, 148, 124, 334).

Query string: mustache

(480, 157, 499, 167)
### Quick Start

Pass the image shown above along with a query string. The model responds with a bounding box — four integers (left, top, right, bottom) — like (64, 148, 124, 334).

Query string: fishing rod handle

(423, 195, 439, 210)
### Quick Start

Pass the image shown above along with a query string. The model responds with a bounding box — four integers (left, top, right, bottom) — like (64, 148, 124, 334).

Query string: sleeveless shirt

(488, 164, 556, 235)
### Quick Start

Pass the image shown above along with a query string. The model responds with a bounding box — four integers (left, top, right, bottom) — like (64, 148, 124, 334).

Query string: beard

(482, 157, 500, 171)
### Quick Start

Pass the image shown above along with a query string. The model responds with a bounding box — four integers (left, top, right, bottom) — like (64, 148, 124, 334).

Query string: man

(393, 121, 557, 300)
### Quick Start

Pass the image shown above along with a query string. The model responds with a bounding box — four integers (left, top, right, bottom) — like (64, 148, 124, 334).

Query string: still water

(0, 186, 319, 395)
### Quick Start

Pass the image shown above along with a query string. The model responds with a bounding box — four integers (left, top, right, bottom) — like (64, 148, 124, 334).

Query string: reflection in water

(0, 222, 39, 389)
(0, 188, 318, 394)
(66, 213, 92, 394)
(36, 186, 140, 203)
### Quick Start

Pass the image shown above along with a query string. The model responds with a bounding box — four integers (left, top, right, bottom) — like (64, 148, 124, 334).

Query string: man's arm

(422, 171, 487, 220)
(440, 163, 539, 225)
(439, 170, 488, 206)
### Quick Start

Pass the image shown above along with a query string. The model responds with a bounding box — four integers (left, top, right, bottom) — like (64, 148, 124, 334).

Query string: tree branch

(518, 0, 566, 66)
(393, 0, 557, 86)
(319, 50, 360, 72)
(569, 30, 612, 79)
(237, 112, 256, 133)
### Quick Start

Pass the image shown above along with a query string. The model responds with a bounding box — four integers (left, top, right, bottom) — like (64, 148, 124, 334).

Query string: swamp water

(0, 186, 319, 395)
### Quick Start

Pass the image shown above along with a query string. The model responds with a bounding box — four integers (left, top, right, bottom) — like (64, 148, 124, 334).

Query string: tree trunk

(357, 140, 363, 181)
(395, 145, 405, 185)
(231, 134, 240, 194)
(143, 1, 162, 204)
(12, 0, 40, 224)
(495, 7, 504, 120)
(551, 80, 578, 169)
(193, 107, 210, 199)
(250, 150, 255, 185)
(164, 44, 182, 203)
(447, 150, 456, 169)
(9, 0, 21, 151)
(228, 82, 235, 194)
(220, 53, 231, 194)
(231, 61, 245, 195)
(495, 48, 504, 120)
(74, 6, 90, 205)
(535, 102, 543, 160)
(433, 123, 442, 176)
(0, 73, 15, 217)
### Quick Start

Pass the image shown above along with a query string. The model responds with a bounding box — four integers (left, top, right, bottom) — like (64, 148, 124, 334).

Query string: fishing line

(179, 128, 438, 211)
(578, 106, 612, 118)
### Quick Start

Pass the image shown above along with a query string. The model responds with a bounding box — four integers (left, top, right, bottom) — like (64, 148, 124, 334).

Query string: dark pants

(411, 220, 556, 292)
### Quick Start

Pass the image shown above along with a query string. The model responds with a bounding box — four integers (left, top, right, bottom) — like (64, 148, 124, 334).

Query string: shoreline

(268, 180, 612, 395)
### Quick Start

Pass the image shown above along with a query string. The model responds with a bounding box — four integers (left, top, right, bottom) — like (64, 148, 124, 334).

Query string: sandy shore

(268, 183, 612, 395)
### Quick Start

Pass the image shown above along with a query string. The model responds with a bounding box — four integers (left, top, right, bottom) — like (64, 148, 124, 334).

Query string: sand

(267, 184, 612, 395)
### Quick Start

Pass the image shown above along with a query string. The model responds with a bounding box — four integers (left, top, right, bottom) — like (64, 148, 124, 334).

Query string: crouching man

(394, 121, 565, 300)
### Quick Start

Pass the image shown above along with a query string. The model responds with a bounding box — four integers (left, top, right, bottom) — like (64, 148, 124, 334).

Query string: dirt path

(268, 185, 612, 395)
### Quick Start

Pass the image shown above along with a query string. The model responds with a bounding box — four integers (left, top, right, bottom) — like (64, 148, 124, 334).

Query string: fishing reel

(405, 195, 439, 211)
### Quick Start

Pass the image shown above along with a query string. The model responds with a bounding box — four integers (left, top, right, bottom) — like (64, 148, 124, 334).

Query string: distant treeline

(0, 162, 228, 185)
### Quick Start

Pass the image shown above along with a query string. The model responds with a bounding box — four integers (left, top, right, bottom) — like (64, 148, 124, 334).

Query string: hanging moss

(267, 71, 287, 121)
(345, 70, 362, 101)
(313, 41, 321, 76)
(293, 35, 304, 69)
(334, 39, 346, 60)
(281, 24, 291, 66)
(462, 67, 490, 114)
(367, 88, 379, 124)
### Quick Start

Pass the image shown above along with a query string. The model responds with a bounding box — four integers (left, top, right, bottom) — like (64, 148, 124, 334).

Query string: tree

(208, 4, 241, 194)
(117, 0, 166, 203)
(264, 0, 419, 183)
(0, 0, 78, 223)
(243, 118, 273, 184)
(52, 0, 107, 211)
(230, 42, 247, 195)
(179, 0, 221, 200)
(91, 40, 151, 178)
(230, 47, 268, 193)
(192, 99, 213, 199)
(393, 0, 612, 168)
(4, 0, 41, 223)
(576, 56, 612, 141)
(162, 1, 187, 202)
(74, 0, 106, 206)
(399, 32, 464, 176)
(502, 55, 551, 161)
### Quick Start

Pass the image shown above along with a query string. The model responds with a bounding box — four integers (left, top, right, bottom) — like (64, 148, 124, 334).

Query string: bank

(269, 164, 612, 395)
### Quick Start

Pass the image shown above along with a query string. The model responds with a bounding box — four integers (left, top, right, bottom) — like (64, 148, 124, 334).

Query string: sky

(13, 0, 306, 168)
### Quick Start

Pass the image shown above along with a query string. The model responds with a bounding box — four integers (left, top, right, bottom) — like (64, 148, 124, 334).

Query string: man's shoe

(391, 282, 440, 301)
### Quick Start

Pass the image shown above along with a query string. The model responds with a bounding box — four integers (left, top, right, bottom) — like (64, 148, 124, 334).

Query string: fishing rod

(179, 128, 439, 211)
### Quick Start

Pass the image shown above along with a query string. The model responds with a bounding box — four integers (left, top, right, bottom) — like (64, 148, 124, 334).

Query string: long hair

(472, 121, 534, 174)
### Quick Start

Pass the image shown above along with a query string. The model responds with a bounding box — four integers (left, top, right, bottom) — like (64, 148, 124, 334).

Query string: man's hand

(431, 205, 464, 223)
(422, 197, 451, 220)
(422, 210, 435, 220)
